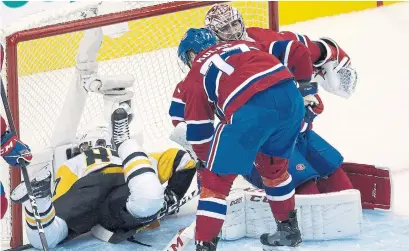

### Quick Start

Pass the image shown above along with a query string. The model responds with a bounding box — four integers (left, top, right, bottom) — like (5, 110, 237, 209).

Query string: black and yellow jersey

(53, 147, 196, 201)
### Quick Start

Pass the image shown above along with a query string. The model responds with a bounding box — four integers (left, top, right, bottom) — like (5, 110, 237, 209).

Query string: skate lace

(113, 117, 130, 144)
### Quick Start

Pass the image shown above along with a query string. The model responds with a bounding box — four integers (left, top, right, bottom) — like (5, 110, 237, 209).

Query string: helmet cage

(205, 4, 245, 41)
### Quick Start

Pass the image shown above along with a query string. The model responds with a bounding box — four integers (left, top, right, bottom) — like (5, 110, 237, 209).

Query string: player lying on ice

(9, 88, 197, 249)
(203, 3, 391, 210)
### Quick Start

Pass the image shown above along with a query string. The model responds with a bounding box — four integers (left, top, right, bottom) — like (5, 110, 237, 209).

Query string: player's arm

(279, 31, 357, 98)
(263, 40, 313, 87)
(247, 28, 322, 64)
(277, 31, 323, 63)
(278, 30, 351, 68)
(151, 148, 196, 216)
(154, 149, 196, 198)
(184, 80, 215, 162)
(1, 115, 32, 167)
(169, 80, 186, 127)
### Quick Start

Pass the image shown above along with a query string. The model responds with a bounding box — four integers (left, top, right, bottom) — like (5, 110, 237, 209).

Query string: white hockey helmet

(76, 125, 113, 152)
(204, 3, 245, 41)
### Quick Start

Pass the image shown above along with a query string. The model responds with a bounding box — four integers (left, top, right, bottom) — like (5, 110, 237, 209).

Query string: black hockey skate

(111, 102, 132, 149)
(196, 237, 220, 251)
(260, 210, 302, 250)
(10, 167, 52, 204)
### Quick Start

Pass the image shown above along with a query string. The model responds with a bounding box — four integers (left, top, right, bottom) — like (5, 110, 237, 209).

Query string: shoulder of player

(246, 27, 282, 42)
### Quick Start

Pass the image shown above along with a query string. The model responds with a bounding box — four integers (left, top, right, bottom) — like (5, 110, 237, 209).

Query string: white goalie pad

(314, 60, 358, 99)
(221, 188, 363, 241)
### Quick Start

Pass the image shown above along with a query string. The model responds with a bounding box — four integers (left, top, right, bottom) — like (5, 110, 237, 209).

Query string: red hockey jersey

(246, 27, 322, 64)
(181, 40, 312, 161)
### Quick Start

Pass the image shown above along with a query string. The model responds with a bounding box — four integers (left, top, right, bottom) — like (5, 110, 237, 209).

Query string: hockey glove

(160, 188, 180, 217)
(1, 131, 32, 167)
(303, 94, 324, 125)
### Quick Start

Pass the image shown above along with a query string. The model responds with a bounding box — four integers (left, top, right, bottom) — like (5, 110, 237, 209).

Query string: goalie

(10, 90, 196, 249)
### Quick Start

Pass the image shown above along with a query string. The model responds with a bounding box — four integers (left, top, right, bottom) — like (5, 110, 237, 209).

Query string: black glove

(160, 188, 180, 217)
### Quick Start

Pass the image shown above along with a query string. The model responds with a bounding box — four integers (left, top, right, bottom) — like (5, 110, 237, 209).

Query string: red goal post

(1, 1, 278, 248)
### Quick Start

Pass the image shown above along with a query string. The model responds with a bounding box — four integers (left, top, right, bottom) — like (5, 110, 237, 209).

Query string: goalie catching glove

(313, 37, 358, 99)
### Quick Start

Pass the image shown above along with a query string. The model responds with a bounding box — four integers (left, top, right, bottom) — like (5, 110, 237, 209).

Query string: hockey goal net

(0, 1, 278, 248)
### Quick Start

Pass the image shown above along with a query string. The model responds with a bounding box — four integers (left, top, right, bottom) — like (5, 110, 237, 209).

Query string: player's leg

(111, 103, 164, 221)
(11, 169, 68, 249)
(194, 80, 304, 250)
(193, 99, 284, 249)
(296, 179, 320, 194)
(317, 168, 353, 193)
(243, 148, 320, 194)
(255, 80, 305, 248)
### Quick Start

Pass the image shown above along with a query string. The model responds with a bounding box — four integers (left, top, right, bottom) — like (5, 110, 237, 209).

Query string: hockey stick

(91, 188, 200, 244)
(0, 78, 50, 251)
(163, 220, 196, 251)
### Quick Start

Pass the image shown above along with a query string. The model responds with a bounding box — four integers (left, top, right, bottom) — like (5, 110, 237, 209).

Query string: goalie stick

(163, 220, 196, 251)
(0, 78, 50, 251)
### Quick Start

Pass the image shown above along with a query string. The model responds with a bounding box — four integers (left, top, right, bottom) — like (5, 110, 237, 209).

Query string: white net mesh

(0, 1, 273, 247)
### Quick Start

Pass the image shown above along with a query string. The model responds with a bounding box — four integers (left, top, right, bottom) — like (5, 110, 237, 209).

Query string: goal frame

(3, 1, 278, 247)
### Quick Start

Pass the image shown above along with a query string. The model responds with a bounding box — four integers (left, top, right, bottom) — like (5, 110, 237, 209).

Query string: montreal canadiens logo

(296, 164, 305, 171)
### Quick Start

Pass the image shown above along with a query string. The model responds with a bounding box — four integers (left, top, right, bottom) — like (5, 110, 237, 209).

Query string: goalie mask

(205, 4, 245, 41)
(75, 126, 112, 153)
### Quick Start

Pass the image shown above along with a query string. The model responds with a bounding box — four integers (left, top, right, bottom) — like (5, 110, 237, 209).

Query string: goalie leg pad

(223, 188, 363, 241)
(341, 163, 391, 210)
(219, 189, 246, 241)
